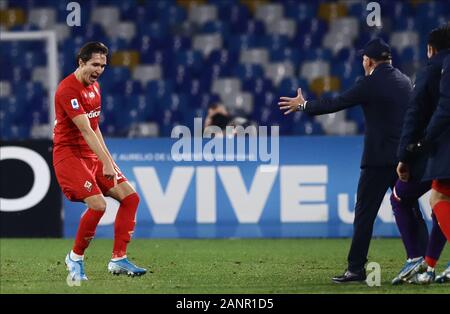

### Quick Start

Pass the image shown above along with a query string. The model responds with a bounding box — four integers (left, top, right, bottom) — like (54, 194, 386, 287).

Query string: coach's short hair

(76, 41, 109, 64)
(427, 23, 450, 52)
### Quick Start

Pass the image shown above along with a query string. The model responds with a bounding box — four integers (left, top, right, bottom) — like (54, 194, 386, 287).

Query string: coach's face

(79, 53, 107, 85)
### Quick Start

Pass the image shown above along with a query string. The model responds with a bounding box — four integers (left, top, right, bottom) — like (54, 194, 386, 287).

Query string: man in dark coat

(278, 38, 413, 283)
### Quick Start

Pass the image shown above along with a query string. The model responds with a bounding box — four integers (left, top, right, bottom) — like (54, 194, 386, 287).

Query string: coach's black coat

(397, 49, 450, 180)
(424, 54, 450, 180)
(305, 63, 412, 168)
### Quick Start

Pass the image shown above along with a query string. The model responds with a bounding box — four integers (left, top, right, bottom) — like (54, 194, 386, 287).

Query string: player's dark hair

(76, 41, 109, 64)
(427, 24, 450, 52)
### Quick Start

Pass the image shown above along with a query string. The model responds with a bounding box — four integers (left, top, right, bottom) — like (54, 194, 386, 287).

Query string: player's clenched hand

(397, 162, 410, 182)
(103, 161, 117, 184)
(278, 88, 305, 115)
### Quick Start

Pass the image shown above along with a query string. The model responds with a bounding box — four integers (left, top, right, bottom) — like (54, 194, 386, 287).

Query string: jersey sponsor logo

(86, 110, 100, 119)
(71, 98, 79, 109)
(84, 180, 93, 192)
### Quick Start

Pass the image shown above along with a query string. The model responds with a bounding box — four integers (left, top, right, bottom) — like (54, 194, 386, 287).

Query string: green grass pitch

(1, 238, 449, 294)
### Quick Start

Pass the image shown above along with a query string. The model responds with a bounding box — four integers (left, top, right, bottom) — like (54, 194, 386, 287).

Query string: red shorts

(432, 179, 450, 197)
(54, 156, 127, 202)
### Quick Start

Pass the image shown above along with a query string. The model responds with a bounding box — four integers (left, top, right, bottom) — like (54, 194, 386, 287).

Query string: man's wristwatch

(297, 101, 307, 111)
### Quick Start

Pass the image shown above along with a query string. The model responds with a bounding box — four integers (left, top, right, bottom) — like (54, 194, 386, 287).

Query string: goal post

(0, 30, 58, 138)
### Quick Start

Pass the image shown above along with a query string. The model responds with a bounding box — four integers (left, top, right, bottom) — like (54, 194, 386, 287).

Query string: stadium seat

(0, 81, 12, 98)
(212, 78, 242, 99)
(132, 64, 162, 87)
(242, 77, 273, 95)
(110, 50, 140, 69)
(113, 79, 143, 96)
(309, 76, 341, 97)
(188, 4, 217, 26)
(193, 34, 223, 57)
(264, 62, 295, 87)
(217, 3, 250, 29)
(175, 50, 203, 76)
(323, 32, 354, 55)
(201, 20, 231, 39)
(177, 78, 208, 98)
(189, 93, 221, 110)
(329, 17, 359, 40)
(255, 3, 284, 26)
(227, 34, 257, 52)
(91, 6, 120, 31)
(300, 60, 330, 83)
(239, 48, 269, 66)
(207, 49, 239, 67)
(291, 114, 324, 135)
(277, 77, 309, 96)
(266, 19, 297, 39)
(106, 22, 136, 42)
(28, 8, 56, 29)
(303, 48, 333, 61)
(390, 31, 419, 54)
(199, 64, 232, 85)
(52, 23, 71, 42)
(0, 8, 26, 28)
(318, 3, 348, 22)
(101, 67, 131, 91)
(166, 64, 193, 89)
(270, 47, 302, 67)
(222, 92, 254, 115)
(257, 35, 290, 51)
(284, 1, 317, 22)
(159, 4, 187, 26)
(146, 80, 175, 100)
(31, 67, 49, 89)
(231, 20, 265, 36)
(233, 64, 265, 81)
(128, 122, 159, 138)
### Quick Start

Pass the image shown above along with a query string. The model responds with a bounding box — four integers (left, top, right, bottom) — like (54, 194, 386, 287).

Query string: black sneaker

(332, 269, 366, 283)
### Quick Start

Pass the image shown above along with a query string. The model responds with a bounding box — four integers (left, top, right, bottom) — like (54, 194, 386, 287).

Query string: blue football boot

(435, 262, 450, 283)
(391, 257, 426, 285)
(65, 253, 88, 281)
(108, 258, 147, 277)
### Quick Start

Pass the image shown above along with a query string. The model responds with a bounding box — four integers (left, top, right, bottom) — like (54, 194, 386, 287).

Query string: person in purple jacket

(391, 24, 450, 285)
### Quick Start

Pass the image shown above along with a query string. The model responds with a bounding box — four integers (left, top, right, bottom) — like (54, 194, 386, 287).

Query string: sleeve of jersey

(57, 91, 86, 119)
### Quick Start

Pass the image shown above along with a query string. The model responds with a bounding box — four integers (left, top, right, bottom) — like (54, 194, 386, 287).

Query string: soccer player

(391, 25, 450, 285)
(53, 42, 146, 281)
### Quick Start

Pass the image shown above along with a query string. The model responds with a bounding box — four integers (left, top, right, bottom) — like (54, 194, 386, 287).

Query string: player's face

(79, 53, 107, 85)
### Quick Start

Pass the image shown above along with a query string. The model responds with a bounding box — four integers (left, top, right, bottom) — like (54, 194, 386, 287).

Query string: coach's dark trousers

(347, 166, 398, 272)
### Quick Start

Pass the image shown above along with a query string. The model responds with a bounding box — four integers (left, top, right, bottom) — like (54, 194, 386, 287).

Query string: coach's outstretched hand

(278, 88, 305, 115)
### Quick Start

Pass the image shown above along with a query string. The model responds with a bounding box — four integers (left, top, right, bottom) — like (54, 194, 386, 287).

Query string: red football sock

(433, 201, 450, 242)
(73, 208, 105, 255)
(425, 256, 437, 268)
(112, 193, 139, 258)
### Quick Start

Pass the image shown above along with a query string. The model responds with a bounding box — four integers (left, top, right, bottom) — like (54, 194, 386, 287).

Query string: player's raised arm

(72, 114, 116, 181)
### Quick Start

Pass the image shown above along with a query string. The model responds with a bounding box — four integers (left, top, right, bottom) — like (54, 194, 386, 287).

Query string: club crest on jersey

(71, 98, 79, 110)
(84, 180, 93, 192)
